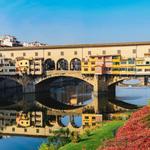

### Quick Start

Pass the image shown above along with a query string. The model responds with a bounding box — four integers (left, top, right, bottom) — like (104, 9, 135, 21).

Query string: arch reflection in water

(60, 116, 70, 127)
(36, 77, 93, 109)
(0, 77, 22, 108)
(70, 115, 82, 127)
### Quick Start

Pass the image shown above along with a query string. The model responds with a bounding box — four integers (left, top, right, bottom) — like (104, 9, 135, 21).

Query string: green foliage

(148, 99, 150, 105)
(49, 144, 56, 150)
(85, 129, 91, 137)
(39, 143, 49, 150)
(70, 131, 80, 143)
(59, 121, 125, 150)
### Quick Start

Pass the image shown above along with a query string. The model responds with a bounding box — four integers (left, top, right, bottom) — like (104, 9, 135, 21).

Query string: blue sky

(0, 0, 150, 44)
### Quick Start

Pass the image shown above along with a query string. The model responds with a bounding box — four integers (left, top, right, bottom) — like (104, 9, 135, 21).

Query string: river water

(1, 84, 150, 150)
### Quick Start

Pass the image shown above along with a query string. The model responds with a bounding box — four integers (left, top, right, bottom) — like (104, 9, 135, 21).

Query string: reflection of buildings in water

(47, 78, 93, 105)
(0, 110, 17, 127)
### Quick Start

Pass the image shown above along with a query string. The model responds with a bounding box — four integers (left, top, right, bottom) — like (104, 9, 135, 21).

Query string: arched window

(70, 58, 81, 70)
(44, 59, 55, 71)
(57, 59, 68, 70)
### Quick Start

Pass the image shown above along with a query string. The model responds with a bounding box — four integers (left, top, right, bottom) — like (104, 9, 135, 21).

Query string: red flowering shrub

(100, 106, 150, 150)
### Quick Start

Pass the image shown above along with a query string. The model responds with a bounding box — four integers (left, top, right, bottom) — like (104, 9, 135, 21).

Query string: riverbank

(58, 121, 124, 150)
(99, 106, 150, 150)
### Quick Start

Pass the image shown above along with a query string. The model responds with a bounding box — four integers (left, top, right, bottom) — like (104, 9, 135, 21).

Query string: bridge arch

(36, 74, 94, 87)
(44, 58, 55, 71)
(57, 58, 68, 70)
(70, 58, 81, 71)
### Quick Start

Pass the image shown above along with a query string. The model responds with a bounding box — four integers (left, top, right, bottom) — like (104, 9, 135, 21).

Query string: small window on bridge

(74, 51, 77, 55)
(117, 50, 121, 55)
(132, 49, 136, 54)
(88, 51, 91, 55)
(102, 50, 106, 55)
(23, 52, 26, 56)
(35, 52, 38, 56)
(12, 128, 15, 132)
(24, 128, 27, 132)
(48, 52, 51, 56)
(36, 129, 39, 133)
(61, 51, 64, 56)
(11, 53, 14, 57)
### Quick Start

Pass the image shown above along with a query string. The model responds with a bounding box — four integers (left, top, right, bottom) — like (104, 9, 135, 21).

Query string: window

(148, 49, 150, 53)
(117, 50, 121, 55)
(61, 51, 64, 56)
(92, 116, 96, 120)
(36, 129, 39, 133)
(49, 129, 51, 133)
(91, 61, 95, 65)
(145, 69, 150, 72)
(11, 53, 14, 57)
(84, 68, 88, 71)
(92, 123, 96, 126)
(146, 61, 150, 64)
(85, 122, 89, 126)
(102, 50, 106, 55)
(121, 61, 127, 64)
(132, 49, 136, 54)
(74, 51, 77, 55)
(24, 128, 27, 132)
(0, 53, 2, 57)
(23, 53, 26, 56)
(48, 52, 51, 56)
(88, 51, 91, 55)
(85, 116, 89, 119)
(12, 128, 15, 132)
(91, 67, 95, 71)
(35, 52, 38, 56)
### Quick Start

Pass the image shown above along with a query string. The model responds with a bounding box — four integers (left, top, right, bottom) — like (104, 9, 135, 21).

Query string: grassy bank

(59, 121, 124, 150)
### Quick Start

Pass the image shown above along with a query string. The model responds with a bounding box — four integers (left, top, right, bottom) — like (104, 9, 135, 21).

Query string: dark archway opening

(35, 76, 93, 110)
(57, 59, 68, 70)
(70, 58, 81, 71)
(44, 58, 55, 71)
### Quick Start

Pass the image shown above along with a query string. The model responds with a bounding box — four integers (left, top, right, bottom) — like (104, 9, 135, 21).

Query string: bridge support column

(144, 76, 148, 86)
(22, 81, 35, 93)
(92, 75, 100, 113)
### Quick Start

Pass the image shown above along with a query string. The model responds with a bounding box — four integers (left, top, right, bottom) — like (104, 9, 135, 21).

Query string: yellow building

(82, 114, 102, 127)
(112, 55, 121, 74)
(120, 58, 136, 75)
(16, 112, 31, 127)
(16, 57, 30, 75)
(81, 56, 96, 74)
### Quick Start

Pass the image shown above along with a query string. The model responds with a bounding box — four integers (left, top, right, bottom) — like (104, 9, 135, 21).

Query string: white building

(23, 41, 47, 47)
(0, 35, 22, 47)
(0, 56, 16, 75)
(0, 110, 17, 127)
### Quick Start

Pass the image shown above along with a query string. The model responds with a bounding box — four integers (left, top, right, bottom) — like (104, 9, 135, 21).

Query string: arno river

(0, 79, 150, 150)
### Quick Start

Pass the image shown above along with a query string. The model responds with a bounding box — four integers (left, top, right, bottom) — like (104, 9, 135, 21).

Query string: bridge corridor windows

(44, 59, 55, 71)
(70, 58, 81, 71)
(57, 58, 68, 70)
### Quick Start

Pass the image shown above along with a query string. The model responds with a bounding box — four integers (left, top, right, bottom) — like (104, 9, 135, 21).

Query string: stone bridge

(0, 70, 148, 113)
